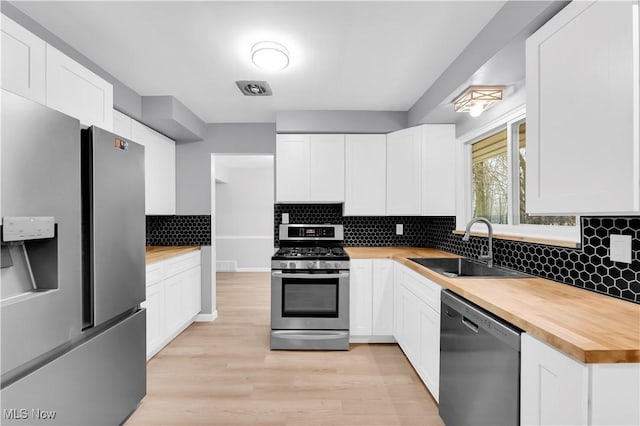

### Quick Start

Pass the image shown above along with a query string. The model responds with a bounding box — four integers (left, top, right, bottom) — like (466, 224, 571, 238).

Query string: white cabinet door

(345, 134, 387, 215)
(418, 303, 440, 402)
(521, 333, 589, 426)
(421, 125, 456, 216)
(113, 109, 133, 139)
(164, 273, 184, 337)
(526, 0, 640, 214)
(349, 259, 373, 337)
(131, 120, 176, 215)
(309, 134, 345, 202)
(398, 283, 421, 362)
(387, 126, 422, 215)
(394, 262, 441, 401)
(1, 15, 46, 103)
(145, 281, 165, 360)
(372, 259, 394, 336)
(276, 134, 310, 202)
(45, 45, 113, 130)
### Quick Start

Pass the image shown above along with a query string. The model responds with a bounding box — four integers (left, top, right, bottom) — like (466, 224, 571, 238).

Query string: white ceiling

(13, 1, 505, 123)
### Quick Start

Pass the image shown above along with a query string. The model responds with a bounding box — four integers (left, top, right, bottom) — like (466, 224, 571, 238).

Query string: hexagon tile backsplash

(274, 204, 639, 303)
(425, 216, 639, 304)
(146, 215, 211, 246)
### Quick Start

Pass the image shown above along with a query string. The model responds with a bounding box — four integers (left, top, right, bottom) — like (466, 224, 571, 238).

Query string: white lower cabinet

(393, 263, 441, 401)
(372, 260, 394, 336)
(349, 259, 395, 343)
(350, 259, 373, 337)
(144, 251, 201, 360)
(521, 333, 640, 426)
(144, 280, 165, 357)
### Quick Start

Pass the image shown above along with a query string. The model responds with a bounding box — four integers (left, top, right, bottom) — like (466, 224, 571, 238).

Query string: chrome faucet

(462, 217, 494, 268)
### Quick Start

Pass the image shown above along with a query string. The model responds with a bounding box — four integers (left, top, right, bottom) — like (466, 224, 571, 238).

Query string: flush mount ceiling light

(251, 41, 289, 71)
(453, 86, 504, 117)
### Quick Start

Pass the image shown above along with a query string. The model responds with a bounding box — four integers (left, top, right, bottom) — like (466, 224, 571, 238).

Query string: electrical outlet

(610, 234, 632, 263)
(282, 213, 289, 224)
(396, 224, 403, 235)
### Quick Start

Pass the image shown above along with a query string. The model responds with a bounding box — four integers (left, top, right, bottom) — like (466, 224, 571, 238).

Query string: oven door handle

(272, 271, 349, 279)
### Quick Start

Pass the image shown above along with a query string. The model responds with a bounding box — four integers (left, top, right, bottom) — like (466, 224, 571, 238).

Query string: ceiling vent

(236, 80, 272, 96)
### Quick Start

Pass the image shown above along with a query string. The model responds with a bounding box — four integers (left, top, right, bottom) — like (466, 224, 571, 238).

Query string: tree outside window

(471, 121, 575, 227)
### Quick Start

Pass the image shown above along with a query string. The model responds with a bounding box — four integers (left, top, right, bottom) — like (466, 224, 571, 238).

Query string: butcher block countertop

(345, 247, 640, 364)
(145, 246, 200, 264)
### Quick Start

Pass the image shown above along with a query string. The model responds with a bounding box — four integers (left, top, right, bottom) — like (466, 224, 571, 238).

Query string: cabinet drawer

(145, 262, 164, 286)
(397, 265, 441, 313)
(164, 251, 200, 278)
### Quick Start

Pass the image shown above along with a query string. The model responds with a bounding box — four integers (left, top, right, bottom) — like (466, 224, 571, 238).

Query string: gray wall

(276, 111, 407, 134)
(200, 246, 213, 315)
(176, 123, 276, 215)
(408, 0, 568, 127)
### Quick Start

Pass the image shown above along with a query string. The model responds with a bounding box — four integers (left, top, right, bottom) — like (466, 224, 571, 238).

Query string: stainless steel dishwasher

(439, 290, 521, 426)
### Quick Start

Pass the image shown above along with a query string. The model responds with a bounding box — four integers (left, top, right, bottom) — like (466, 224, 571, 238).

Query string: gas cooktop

(272, 224, 349, 270)
(272, 246, 348, 261)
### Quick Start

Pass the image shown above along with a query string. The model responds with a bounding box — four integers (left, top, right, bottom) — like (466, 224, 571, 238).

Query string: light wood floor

(125, 272, 444, 426)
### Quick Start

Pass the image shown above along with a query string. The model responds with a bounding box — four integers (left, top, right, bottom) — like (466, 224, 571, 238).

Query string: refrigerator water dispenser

(1, 216, 58, 304)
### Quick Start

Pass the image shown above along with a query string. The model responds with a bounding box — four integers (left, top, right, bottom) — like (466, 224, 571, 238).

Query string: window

(471, 129, 508, 223)
(468, 114, 576, 231)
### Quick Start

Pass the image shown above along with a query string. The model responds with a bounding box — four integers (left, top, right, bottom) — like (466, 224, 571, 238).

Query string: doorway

(212, 155, 274, 272)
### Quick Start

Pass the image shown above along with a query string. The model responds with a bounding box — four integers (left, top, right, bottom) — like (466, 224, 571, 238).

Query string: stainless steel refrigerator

(1, 90, 146, 425)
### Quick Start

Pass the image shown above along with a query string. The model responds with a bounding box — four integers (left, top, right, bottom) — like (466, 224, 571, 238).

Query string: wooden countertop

(346, 247, 640, 364)
(146, 246, 200, 264)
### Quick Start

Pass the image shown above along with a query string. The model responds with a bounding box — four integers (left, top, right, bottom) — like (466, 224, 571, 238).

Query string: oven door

(271, 270, 349, 330)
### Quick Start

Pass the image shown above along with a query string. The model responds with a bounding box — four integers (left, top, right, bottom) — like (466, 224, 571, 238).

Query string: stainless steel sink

(409, 257, 531, 279)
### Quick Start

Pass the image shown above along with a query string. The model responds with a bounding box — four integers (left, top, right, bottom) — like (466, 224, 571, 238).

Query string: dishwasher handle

(441, 289, 521, 351)
(461, 316, 479, 333)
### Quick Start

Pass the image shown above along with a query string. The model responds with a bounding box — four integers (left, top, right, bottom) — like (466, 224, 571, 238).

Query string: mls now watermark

(4, 408, 57, 421)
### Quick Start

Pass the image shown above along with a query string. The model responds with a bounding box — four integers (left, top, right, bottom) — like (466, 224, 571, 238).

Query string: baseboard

(235, 267, 270, 272)
(195, 311, 217, 322)
(349, 335, 397, 344)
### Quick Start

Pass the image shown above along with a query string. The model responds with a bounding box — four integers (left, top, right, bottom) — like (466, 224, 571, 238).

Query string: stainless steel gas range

(271, 224, 350, 350)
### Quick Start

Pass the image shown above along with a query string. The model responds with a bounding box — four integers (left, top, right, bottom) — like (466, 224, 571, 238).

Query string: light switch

(282, 213, 289, 224)
(396, 224, 403, 235)
(610, 234, 632, 264)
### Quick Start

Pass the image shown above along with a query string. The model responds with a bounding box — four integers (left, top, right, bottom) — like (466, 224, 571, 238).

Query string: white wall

(214, 155, 274, 271)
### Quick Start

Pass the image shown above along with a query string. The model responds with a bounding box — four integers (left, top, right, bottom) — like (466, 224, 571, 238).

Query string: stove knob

(307, 261, 316, 269)
(280, 262, 287, 269)
(289, 262, 296, 269)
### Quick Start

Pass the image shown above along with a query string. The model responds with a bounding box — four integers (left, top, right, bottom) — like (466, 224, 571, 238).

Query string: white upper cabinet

(131, 120, 176, 215)
(46, 45, 113, 130)
(276, 134, 311, 202)
(276, 134, 345, 203)
(421, 124, 456, 216)
(113, 109, 133, 139)
(344, 134, 387, 216)
(386, 125, 456, 216)
(526, 0, 640, 214)
(387, 126, 422, 215)
(0, 14, 114, 130)
(309, 134, 345, 202)
(1, 15, 46, 103)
